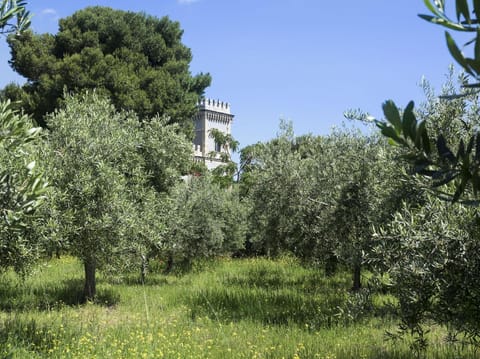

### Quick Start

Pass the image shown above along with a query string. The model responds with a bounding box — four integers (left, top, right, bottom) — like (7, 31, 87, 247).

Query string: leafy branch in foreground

(0, 99, 47, 273)
(0, 0, 30, 35)
(420, 0, 480, 85)
(376, 100, 480, 202)
(374, 1, 480, 202)
(379, 2, 480, 200)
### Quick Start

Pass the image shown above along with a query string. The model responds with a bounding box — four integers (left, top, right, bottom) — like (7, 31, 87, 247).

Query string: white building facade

(193, 98, 234, 170)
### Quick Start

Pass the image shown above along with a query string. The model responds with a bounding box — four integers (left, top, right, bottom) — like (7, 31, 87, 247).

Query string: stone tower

(193, 98, 234, 170)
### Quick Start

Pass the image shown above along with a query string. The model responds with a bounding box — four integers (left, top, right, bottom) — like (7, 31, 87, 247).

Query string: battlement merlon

(197, 98, 231, 115)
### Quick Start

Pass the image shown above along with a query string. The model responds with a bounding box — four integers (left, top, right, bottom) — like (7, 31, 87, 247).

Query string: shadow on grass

(186, 263, 348, 328)
(185, 284, 346, 328)
(117, 275, 170, 286)
(222, 265, 350, 294)
(0, 317, 66, 353)
(0, 278, 120, 312)
(185, 263, 398, 328)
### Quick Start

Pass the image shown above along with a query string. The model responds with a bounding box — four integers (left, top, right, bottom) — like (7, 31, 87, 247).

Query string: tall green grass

(0, 256, 477, 358)
(184, 257, 348, 327)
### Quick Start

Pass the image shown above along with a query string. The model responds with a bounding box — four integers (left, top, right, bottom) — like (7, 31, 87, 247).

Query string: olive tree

(115, 117, 192, 282)
(46, 92, 192, 300)
(243, 121, 401, 289)
(325, 133, 389, 290)
(367, 72, 480, 345)
(243, 121, 308, 257)
(381, 3, 480, 338)
(164, 174, 247, 271)
(375, 196, 480, 347)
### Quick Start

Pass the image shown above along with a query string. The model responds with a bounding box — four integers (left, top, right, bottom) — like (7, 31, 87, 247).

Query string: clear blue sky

(0, 0, 458, 150)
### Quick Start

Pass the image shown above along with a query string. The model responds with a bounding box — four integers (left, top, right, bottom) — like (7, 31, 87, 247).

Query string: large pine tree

(4, 6, 211, 128)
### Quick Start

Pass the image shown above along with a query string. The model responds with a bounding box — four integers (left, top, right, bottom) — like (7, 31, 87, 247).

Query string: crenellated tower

(193, 98, 234, 169)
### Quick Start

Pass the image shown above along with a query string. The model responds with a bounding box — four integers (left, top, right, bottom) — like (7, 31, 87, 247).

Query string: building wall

(193, 98, 234, 170)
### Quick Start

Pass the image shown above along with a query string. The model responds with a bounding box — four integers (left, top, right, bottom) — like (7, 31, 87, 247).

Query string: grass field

(0, 256, 477, 358)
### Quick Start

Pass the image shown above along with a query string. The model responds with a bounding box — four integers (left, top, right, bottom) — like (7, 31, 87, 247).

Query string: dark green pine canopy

(4, 6, 211, 128)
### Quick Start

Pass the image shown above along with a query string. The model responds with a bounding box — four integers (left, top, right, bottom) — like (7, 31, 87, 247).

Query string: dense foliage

(241, 121, 408, 290)
(375, 196, 480, 346)
(0, 0, 46, 275)
(44, 92, 192, 299)
(367, 0, 480, 347)
(0, 100, 47, 274)
(366, 72, 480, 346)
(164, 175, 247, 270)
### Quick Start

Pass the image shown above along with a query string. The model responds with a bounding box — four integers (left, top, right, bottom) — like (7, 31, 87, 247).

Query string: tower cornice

(197, 98, 231, 115)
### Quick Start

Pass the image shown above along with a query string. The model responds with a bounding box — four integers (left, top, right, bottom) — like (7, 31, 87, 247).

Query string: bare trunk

(140, 254, 149, 284)
(83, 258, 96, 301)
(325, 254, 337, 276)
(164, 255, 174, 274)
(352, 263, 361, 292)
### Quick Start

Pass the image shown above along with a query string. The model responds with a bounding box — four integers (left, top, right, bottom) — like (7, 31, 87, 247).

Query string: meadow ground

(0, 256, 477, 358)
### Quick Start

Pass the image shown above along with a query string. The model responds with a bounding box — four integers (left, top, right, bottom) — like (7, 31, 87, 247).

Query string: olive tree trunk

(83, 258, 96, 301)
(352, 263, 362, 292)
